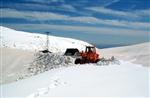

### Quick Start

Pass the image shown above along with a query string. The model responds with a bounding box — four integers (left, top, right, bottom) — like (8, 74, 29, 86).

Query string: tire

(95, 59, 100, 63)
(75, 58, 81, 64)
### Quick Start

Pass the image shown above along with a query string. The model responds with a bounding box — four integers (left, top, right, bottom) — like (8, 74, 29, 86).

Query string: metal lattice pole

(45, 32, 49, 50)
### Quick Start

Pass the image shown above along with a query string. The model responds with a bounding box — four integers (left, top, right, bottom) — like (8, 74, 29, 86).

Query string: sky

(1, 0, 150, 47)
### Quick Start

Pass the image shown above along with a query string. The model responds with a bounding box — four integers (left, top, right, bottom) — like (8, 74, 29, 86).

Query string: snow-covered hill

(99, 42, 150, 67)
(1, 26, 91, 53)
(0, 26, 91, 84)
(1, 26, 149, 97)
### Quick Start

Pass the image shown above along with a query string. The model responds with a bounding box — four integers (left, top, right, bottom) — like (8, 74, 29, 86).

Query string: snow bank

(0, 47, 34, 84)
(28, 52, 75, 75)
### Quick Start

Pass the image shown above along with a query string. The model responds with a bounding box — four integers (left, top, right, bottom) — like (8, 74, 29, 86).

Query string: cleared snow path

(1, 61, 149, 97)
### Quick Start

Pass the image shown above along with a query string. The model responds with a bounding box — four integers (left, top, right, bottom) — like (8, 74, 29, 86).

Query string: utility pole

(40, 32, 52, 53)
(45, 31, 49, 50)
(41, 32, 50, 53)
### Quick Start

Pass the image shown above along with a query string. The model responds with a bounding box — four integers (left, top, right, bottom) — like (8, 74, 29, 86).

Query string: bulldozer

(74, 46, 99, 64)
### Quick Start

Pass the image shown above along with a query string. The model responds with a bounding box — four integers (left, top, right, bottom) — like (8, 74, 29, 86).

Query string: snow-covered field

(2, 61, 149, 97)
(0, 26, 150, 97)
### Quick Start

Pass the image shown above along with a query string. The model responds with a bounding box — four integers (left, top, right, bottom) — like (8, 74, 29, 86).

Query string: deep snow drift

(1, 26, 149, 97)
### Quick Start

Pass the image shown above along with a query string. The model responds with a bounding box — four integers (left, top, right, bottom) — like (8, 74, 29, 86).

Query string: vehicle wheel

(75, 58, 81, 64)
(95, 59, 100, 63)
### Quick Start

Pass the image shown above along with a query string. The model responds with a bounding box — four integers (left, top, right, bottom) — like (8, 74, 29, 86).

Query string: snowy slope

(99, 42, 150, 67)
(1, 26, 91, 53)
(1, 61, 149, 97)
(1, 26, 149, 97)
(0, 26, 92, 84)
(0, 47, 35, 84)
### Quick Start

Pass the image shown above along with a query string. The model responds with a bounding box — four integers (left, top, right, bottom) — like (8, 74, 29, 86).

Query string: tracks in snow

(27, 77, 67, 98)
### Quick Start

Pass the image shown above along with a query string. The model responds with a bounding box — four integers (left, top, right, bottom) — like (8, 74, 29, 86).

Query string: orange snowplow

(75, 46, 99, 64)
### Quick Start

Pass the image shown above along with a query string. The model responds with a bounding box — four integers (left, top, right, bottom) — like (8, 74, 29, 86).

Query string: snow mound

(28, 52, 75, 75)
(1, 26, 91, 53)
(97, 56, 120, 65)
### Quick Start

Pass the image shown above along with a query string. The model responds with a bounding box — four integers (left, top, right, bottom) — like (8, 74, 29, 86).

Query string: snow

(1, 26, 91, 53)
(1, 61, 149, 97)
(1, 26, 149, 97)
(99, 42, 150, 67)
(1, 26, 91, 84)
